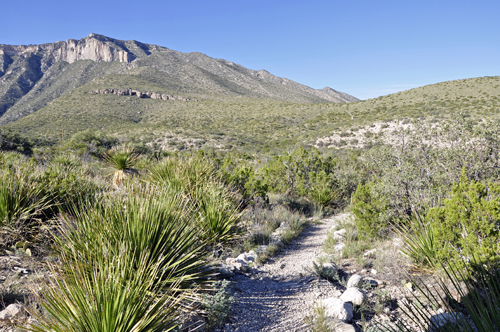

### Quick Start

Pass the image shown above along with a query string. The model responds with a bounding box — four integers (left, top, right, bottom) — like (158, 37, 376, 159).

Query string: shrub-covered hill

(3, 75, 499, 155)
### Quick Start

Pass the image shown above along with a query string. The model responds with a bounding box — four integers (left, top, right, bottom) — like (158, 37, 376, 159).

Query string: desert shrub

(261, 147, 340, 208)
(426, 171, 500, 267)
(360, 115, 500, 226)
(201, 280, 235, 329)
(352, 180, 390, 239)
(216, 153, 268, 205)
(148, 156, 241, 245)
(0, 129, 33, 154)
(65, 130, 118, 156)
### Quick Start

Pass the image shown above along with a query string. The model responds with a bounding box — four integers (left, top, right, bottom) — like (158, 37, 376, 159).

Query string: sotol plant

(103, 146, 139, 187)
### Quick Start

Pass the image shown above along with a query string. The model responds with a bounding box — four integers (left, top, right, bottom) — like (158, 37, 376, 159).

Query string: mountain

(2, 35, 497, 155)
(0, 33, 357, 125)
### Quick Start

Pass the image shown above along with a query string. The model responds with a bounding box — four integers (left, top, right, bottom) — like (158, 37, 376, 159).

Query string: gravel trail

(220, 214, 349, 332)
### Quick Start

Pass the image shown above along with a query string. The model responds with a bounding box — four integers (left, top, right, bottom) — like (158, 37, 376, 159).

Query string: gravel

(218, 214, 350, 332)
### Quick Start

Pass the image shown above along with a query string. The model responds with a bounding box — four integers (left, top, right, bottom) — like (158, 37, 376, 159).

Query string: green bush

(65, 130, 118, 156)
(201, 280, 235, 329)
(0, 129, 33, 154)
(352, 180, 390, 239)
(217, 154, 268, 205)
(261, 147, 339, 208)
(427, 170, 500, 266)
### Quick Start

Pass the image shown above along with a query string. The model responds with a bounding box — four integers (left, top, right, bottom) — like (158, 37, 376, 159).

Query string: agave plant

(103, 147, 139, 187)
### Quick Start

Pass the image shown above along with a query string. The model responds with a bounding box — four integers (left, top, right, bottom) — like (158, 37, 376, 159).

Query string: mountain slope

(3, 76, 499, 155)
(0, 33, 357, 125)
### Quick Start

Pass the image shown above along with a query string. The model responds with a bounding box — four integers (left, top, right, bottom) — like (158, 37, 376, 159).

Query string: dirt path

(219, 214, 349, 332)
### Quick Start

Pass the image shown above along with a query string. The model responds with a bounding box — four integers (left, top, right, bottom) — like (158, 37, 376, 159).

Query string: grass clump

(304, 302, 334, 332)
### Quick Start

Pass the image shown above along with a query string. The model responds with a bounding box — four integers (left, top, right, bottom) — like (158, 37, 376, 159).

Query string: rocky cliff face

(0, 33, 135, 64)
(90, 88, 198, 101)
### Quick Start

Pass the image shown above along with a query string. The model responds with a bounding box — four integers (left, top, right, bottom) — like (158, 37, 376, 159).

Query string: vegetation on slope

(3, 76, 499, 155)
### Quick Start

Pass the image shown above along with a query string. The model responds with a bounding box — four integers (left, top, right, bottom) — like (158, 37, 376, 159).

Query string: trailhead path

(219, 214, 348, 332)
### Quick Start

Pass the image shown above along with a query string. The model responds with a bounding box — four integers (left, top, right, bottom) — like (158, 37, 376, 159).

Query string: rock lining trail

(219, 214, 349, 332)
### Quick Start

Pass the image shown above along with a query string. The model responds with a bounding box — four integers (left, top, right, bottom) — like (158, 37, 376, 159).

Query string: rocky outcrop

(89, 88, 198, 101)
(0, 33, 134, 64)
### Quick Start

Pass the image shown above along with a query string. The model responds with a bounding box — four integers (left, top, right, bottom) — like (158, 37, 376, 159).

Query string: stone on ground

(340, 287, 367, 306)
(321, 297, 353, 322)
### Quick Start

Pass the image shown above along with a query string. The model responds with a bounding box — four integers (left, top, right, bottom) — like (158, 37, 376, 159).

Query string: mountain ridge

(0, 33, 358, 125)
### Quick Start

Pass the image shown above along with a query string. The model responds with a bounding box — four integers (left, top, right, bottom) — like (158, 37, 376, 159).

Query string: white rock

(370, 269, 378, 275)
(334, 321, 356, 332)
(321, 298, 353, 322)
(237, 252, 256, 263)
(0, 303, 22, 320)
(335, 243, 345, 252)
(333, 228, 346, 240)
(363, 249, 377, 257)
(340, 287, 367, 306)
(346, 274, 364, 288)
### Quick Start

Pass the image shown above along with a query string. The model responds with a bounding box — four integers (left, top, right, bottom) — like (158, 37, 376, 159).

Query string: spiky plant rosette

(53, 187, 212, 295)
(29, 246, 185, 332)
(103, 147, 140, 187)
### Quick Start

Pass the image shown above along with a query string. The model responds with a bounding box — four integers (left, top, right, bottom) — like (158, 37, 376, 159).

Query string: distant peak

(86, 33, 109, 40)
(320, 87, 338, 92)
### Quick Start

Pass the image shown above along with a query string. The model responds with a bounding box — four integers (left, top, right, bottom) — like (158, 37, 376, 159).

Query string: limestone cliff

(0, 33, 135, 63)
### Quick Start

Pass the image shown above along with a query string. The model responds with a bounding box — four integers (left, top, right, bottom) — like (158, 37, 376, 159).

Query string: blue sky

(2, 0, 498, 100)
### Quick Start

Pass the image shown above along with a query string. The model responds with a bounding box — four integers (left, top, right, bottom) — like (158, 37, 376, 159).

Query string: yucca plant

(148, 156, 217, 199)
(382, 260, 500, 332)
(30, 247, 185, 332)
(396, 213, 440, 269)
(0, 169, 49, 240)
(103, 146, 139, 187)
(148, 156, 241, 245)
(196, 183, 241, 245)
(55, 187, 211, 294)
